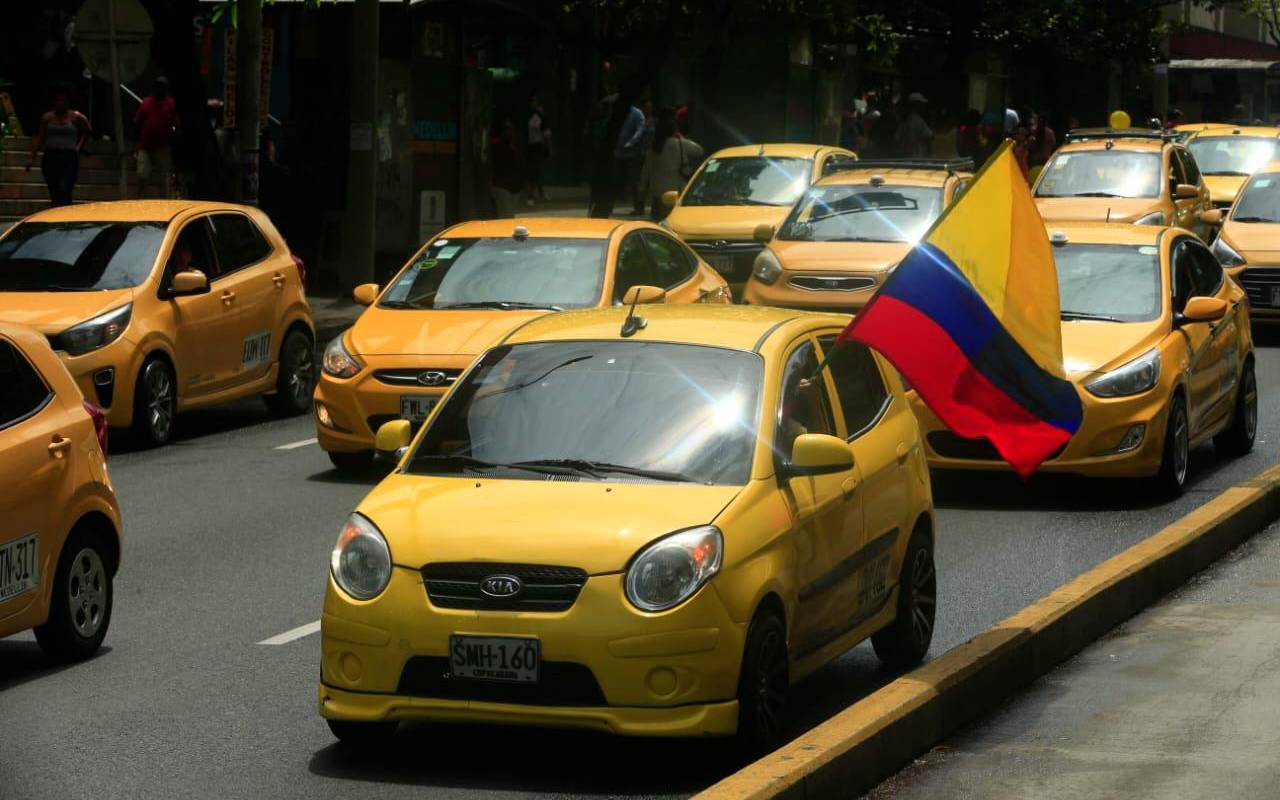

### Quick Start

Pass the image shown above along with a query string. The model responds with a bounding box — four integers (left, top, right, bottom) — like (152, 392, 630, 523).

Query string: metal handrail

(119, 82, 282, 126)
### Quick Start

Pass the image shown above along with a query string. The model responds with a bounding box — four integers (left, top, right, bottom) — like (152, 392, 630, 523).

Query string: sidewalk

(869, 520, 1280, 799)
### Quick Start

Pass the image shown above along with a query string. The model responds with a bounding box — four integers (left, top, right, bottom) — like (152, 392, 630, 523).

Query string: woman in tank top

(27, 85, 91, 207)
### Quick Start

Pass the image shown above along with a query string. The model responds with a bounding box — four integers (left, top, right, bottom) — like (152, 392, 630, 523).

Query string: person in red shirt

(133, 76, 178, 198)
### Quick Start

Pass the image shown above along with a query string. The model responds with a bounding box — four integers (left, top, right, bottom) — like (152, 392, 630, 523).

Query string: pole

(340, 0, 378, 290)
(237, 0, 262, 205)
(106, 0, 126, 199)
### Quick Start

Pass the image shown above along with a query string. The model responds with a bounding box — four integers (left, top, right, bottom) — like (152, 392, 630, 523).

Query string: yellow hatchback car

(1, 323, 121, 661)
(915, 223, 1255, 494)
(318, 305, 936, 752)
(743, 159, 973, 312)
(314, 218, 730, 472)
(1202, 160, 1280, 322)
(1185, 126, 1280, 208)
(0, 201, 316, 447)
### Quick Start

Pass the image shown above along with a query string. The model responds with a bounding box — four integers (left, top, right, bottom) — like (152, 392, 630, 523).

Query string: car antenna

(620, 290, 647, 338)
(1106, 207, 1112, 222)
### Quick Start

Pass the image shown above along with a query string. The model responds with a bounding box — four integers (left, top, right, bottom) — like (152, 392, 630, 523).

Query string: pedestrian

(489, 118, 525, 218)
(1004, 106, 1020, 137)
(956, 108, 985, 160)
(526, 94, 550, 204)
(625, 100, 654, 216)
(897, 92, 933, 157)
(26, 83, 90, 207)
(639, 106, 704, 221)
(133, 76, 178, 199)
(1028, 111, 1057, 168)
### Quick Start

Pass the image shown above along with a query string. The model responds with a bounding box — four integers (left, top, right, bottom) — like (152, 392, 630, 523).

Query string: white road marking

(274, 437, 318, 450)
(258, 620, 321, 645)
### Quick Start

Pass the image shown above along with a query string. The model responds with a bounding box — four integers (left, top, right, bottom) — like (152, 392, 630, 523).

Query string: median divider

(695, 461, 1280, 800)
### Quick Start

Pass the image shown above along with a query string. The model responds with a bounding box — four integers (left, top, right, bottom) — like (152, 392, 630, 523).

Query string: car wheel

(131, 358, 176, 447)
(871, 527, 936, 669)
(1215, 362, 1257, 457)
(34, 530, 113, 662)
(734, 610, 788, 756)
(327, 450, 377, 474)
(326, 718, 397, 748)
(265, 330, 315, 417)
(1157, 395, 1190, 495)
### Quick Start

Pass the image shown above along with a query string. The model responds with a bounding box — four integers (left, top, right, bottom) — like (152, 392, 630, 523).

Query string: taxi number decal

(242, 330, 272, 368)
(0, 533, 38, 602)
(855, 551, 891, 613)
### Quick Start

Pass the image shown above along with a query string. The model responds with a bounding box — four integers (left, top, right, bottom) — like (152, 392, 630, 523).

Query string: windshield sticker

(704, 160, 720, 172)
(416, 258, 439, 270)
(436, 246, 460, 259)
(1053, 155, 1070, 167)
(1139, 246, 1158, 255)
(434, 239, 448, 247)
(1256, 178, 1272, 188)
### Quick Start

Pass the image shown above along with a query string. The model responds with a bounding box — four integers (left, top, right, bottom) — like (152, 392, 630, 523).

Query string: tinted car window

(0, 340, 52, 429)
(165, 218, 219, 282)
(614, 233, 658, 300)
(642, 232, 695, 288)
(1186, 240, 1224, 296)
(1233, 171, 1280, 222)
(1176, 147, 1202, 184)
(818, 336, 889, 436)
(776, 341, 835, 460)
(0, 221, 166, 291)
(209, 214, 271, 273)
(1172, 241, 1196, 312)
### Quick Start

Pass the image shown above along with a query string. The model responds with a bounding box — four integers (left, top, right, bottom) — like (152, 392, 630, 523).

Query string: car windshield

(1054, 243, 1161, 322)
(1187, 136, 1277, 176)
(1035, 151, 1162, 199)
(0, 221, 167, 291)
(407, 341, 764, 485)
(379, 237, 607, 310)
(1231, 172, 1280, 223)
(682, 156, 811, 207)
(779, 184, 944, 243)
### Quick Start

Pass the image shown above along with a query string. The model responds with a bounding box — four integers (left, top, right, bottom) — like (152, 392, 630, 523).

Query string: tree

(1218, 1, 1280, 47)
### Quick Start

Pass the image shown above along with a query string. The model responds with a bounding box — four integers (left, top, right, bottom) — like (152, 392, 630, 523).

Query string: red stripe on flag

(851, 295, 1074, 479)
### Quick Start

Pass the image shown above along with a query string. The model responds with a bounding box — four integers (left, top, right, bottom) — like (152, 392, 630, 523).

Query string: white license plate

(0, 533, 38, 602)
(707, 254, 736, 274)
(449, 635, 540, 683)
(1270, 287, 1280, 307)
(399, 394, 438, 423)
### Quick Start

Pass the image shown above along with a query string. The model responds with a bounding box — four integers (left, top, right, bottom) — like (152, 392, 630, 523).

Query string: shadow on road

(111, 398, 291, 455)
(0, 639, 112, 693)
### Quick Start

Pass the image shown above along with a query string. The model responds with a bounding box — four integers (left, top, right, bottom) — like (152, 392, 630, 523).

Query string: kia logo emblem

(480, 574, 523, 598)
(417, 370, 448, 386)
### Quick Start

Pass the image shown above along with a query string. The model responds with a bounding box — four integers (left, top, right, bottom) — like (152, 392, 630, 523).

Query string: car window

(1035, 151, 1161, 198)
(614, 232, 658, 300)
(1176, 148, 1202, 185)
(1188, 136, 1278, 176)
(775, 341, 835, 461)
(1232, 171, 1280, 222)
(1171, 240, 1197, 312)
(1168, 149, 1186, 194)
(642, 232, 696, 288)
(0, 220, 166, 291)
(209, 213, 272, 274)
(1185, 240, 1224, 296)
(166, 217, 219, 283)
(682, 156, 811, 207)
(1054, 243, 1162, 322)
(778, 183, 944, 243)
(817, 335, 890, 437)
(0, 340, 52, 430)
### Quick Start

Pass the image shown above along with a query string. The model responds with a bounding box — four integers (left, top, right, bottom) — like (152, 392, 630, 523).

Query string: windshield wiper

(509, 458, 701, 484)
(1067, 192, 1125, 198)
(378, 299, 426, 309)
(438, 301, 563, 311)
(410, 453, 563, 477)
(1061, 310, 1124, 323)
(1232, 215, 1278, 223)
(1204, 171, 1250, 177)
(822, 236, 904, 243)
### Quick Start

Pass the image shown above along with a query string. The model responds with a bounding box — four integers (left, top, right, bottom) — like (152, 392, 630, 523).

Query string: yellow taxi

(1, 323, 121, 661)
(1170, 122, 1229, 143)
(660, 143, 858, 289)
(318, 304, 936, 752)
(0, 201, 316, 447)
(742, 159, 974, 312)
(1202, 159, 1280, 322)
(914, 223, 1255, 494)
(1033, 130, 1212, 237)
(314, 218, 731, 472)
(1186, 126, 1280, 208)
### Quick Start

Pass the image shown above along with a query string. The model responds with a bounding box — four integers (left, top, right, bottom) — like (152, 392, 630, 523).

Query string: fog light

(1097, 424, 1146, 455)
(316, 402, 334, 429)
(645, 667, 678, 697)
(92, 367, 115, 408)
(340, 652, 363, 683)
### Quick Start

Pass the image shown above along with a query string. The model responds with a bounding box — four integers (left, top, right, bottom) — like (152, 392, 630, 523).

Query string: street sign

(76, 0, 154, 84)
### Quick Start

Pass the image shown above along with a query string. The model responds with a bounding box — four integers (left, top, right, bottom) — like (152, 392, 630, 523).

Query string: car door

(1171, 238, 1219, 432)
(1168, 147, 1197, 231)
(1175, 147, 1211, 237)
(1185, 239, 1238, 430)
(640, 230, 703, 303)
(164, 216, 244, 397)
(208, 212, 278, 384)
(0, 338, 69, 628)
(775, 336, 862, 659)
(611, 231, 660, 303)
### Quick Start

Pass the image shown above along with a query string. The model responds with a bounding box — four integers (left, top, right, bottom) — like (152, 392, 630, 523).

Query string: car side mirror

(374, 419, 412, 462)
(779, 433, 854, 479)
(353, 283, 380, 306)
(1176, 295, 1229, 327)
(1199, 208, 1224, 226)
(661, 190, 680, 209)
(1175, 183, 1199, 200)
(169, 269, 209, 297)
(753, 223, 776, 243)
(622, 285, 666, 305)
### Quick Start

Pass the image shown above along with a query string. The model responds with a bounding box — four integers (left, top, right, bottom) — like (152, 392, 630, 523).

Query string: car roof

(439, 217, 637, 240)
(1057, 138, 1166, 153)
(21, 199, 253, 224)
(1174, 122, 1229, 132)
(1042, 222, 1167, 246)
(1188, 125, 1280, 140)
(815, 168, 971, 188)
(709, 143, 829, 160)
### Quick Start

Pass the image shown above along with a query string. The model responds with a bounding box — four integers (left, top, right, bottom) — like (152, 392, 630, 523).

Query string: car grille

(927, 431, 1066, 461)
(1239, 267, 1280, 308)
(421, 562, 589, 612)
(788, 275, 877, 292)
(688, 240, 762, 281)
(373, 368, 461, 387)
(397, 656, 607, 706)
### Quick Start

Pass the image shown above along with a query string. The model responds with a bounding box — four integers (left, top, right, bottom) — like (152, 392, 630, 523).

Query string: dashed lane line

(258, 620, 321, 645)
(274, 437, 318, 450)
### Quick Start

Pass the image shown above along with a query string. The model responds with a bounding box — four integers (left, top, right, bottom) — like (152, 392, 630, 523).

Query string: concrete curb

(695, 462, 1280, 800)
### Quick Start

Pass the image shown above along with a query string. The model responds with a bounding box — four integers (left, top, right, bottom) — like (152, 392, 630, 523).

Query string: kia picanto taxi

(0, 201, 316, 447)
(742, 159, 973, 312)
(661, 144, 858, 290)
(914, 223, 1254, 494)
(318, 305, 937, 752)
(314, 218, 731, 472)
(1186, 126, 1280, 209)
(0, 323, 121, 661)
(1202, 160, 1280, 323)
(1034, 130, 1212, 238)
(1170, 122, 1229, 143)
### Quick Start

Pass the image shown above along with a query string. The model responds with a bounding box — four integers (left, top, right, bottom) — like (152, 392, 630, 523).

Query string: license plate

(1270, 287, 1280, 307)
(0, 533, 38, 602)
(399, 394, 437, 423)
(449, 635, 540, 683)
(707, 254, 736, 275)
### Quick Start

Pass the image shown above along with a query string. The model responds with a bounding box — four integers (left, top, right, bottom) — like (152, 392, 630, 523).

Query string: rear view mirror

(1199, 208, 1224, 226)
(374, 419, 412, 462)
(622, 285, 666, 305)
(169, 269, 209, 297)
(753, 223, 776, 243)
(1175, 183, 1199, 200)
(1177, 295, 1228, 326)
(353, 283, 380, 306)
(780, 433, 854, 478)
(661, 190, 680, 209)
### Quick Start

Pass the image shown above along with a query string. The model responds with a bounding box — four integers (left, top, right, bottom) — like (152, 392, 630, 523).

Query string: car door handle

(272, 273, 286, 288)
(48, 435, 72, 457)
(221, 290, 236, 305)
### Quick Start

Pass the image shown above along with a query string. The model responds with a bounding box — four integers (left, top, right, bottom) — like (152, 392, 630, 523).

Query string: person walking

(615, 99, 646, 216)
(26, 84, 90, 207)
(640, 106, 704, 221)
(1028, 111, 1057, 168)
(526, 95, 551, 204)
(897, 92, 933, 157)
(133, 76, 178, 199)
(489, 118, 525, 218)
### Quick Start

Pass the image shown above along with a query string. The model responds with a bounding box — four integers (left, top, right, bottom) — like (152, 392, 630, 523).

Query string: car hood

(0, 288, 134, 335)
(770, 239, 911, 273)
(1034, 197, 1159, 224)
(1221, 223, 1280, 263)
(666, 205, 792, 240)
(347, 306, 549, 357)
(1060, 319, 1165, 378)
(360, 475, 742, 574)
(1203, 174, 1246, 205)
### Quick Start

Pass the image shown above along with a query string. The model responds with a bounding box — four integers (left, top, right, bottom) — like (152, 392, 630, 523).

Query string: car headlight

(322, 334, 363, 378)
(330, 513, 392, 600)
(625, 525, 722, 612)
(1211, 235, 1246, 267)
(1084, 348, 1161, 398)
(50, 303, 131, 356)
(1133, 211, 1165, 226)
(751, 249, 783, 285)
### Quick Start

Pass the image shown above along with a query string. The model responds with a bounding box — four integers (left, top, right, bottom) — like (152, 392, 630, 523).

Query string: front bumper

(742, 273, 879, 312)
(318, 569, 746, 737)
(56, 335, 145, 429)
(1235, 266, 1280, 323)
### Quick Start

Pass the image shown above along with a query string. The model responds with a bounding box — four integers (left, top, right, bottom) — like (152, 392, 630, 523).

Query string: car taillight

(82, 399, 108, 456)
(292, 253, 306, 286)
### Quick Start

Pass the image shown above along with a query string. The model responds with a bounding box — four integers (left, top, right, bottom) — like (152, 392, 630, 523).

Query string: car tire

(327, 450, 377, 474)
(734, 610, 788, 756)
(34, 529, 113, 662)
(130, 357, 176, 447)
(1157, 394, 1190, 496)
(264, 329, 315, 417)
(326, 718, 397, 748)
(1215, 362, 1257, 458)
(872, 526, 936, 669)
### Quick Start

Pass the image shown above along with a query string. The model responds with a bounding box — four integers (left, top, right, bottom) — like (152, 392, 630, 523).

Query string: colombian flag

(839, 142, 1082, 477)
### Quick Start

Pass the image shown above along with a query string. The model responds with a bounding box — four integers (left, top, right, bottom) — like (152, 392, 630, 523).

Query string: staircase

(0, 135, 137, 227)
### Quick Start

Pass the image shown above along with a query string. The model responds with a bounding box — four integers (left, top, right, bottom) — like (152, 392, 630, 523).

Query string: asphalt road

(3, 338, 1280, 799)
